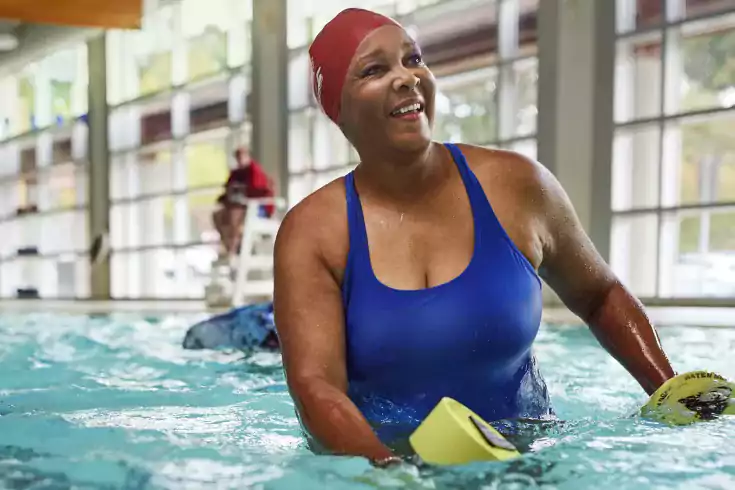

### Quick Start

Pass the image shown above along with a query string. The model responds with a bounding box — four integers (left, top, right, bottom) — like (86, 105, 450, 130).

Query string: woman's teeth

(392, 103, 421, 116)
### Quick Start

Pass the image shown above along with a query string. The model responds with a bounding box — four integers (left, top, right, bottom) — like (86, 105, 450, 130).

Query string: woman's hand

(273, 194, 395, 461)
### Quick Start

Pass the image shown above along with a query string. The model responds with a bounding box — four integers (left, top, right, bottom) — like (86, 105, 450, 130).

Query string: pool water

(0, 312, 733, 490)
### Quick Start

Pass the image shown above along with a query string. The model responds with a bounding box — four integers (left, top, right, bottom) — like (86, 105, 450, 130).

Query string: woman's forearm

(586, 281, 675, 395)
(290, 378, 395, 461)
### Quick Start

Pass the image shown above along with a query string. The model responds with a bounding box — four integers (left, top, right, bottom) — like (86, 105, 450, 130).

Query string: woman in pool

(273, 8, 675, 465)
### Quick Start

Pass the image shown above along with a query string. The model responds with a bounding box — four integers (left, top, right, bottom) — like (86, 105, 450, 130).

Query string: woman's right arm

(273, 205, 395, 463)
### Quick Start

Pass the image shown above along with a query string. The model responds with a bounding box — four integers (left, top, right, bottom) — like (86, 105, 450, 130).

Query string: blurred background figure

(212, 147, 275, 261)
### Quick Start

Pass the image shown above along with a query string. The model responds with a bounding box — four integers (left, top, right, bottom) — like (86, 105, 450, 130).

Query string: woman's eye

(361, 65, 382, 77)
(407, 54, 425, 66)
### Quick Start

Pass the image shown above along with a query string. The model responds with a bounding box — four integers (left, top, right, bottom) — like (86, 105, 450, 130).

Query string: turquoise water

(0, 312, 733, 489)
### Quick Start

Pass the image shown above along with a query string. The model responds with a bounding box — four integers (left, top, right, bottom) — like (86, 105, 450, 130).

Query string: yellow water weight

(640, 370, 735, 425)
(409, 397, 521, 466)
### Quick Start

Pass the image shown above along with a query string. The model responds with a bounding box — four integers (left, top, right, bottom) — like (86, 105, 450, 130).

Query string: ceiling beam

(0, 0, 143, 29)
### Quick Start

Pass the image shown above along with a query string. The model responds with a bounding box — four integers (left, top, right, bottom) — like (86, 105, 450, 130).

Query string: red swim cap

(309, 8, 401, 123)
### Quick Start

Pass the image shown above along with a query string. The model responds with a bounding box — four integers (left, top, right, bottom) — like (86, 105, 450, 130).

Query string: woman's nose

(393, 67, 421, 92)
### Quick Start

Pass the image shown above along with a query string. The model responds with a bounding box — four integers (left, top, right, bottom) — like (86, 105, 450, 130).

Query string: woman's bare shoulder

(454, 143, 539, 173)
(453, 143, 552, 193)
(275, 176, 350, 275)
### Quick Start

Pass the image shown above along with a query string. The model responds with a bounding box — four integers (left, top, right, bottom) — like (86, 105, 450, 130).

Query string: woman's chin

(387, 133, 433, 153)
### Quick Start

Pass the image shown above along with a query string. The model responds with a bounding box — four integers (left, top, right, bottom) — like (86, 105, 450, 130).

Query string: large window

(433, 0, 538, 159)
(0, 44, 89, 299)
(612, 0, 735, 299)
(106, 0, 253, 299)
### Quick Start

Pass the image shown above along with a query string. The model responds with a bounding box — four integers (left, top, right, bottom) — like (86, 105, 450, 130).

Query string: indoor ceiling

(0, 0, 144, 30)
(0, 0, 145, 76)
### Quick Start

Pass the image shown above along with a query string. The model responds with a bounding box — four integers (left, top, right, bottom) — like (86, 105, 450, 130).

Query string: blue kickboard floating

(182, 302, 276, 351)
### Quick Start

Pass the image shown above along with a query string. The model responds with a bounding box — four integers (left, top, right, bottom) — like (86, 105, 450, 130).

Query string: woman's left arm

(527, 159, 675, 395)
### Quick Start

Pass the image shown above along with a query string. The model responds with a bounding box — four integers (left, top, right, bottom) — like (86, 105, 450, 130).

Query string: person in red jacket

(213, 147, 275, 258)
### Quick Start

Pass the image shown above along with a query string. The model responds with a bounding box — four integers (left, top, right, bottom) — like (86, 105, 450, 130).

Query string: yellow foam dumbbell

(641, 370, 735, 425)
(409, 397, 521, 466)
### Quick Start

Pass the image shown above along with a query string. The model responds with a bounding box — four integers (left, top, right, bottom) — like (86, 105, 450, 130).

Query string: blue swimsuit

(342, 143, 553, 443)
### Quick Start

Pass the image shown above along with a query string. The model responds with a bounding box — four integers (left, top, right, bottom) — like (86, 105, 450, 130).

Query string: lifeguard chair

(204, 197, 286, 308)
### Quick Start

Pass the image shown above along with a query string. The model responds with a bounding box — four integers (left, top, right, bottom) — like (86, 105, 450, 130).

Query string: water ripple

(0, 314, 733, 489)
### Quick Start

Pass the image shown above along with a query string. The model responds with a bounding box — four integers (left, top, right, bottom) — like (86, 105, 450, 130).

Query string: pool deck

(0, 299, 733, 328)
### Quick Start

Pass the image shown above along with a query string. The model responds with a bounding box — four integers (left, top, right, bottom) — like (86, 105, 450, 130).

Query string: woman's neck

(353, 141, 448, 204)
